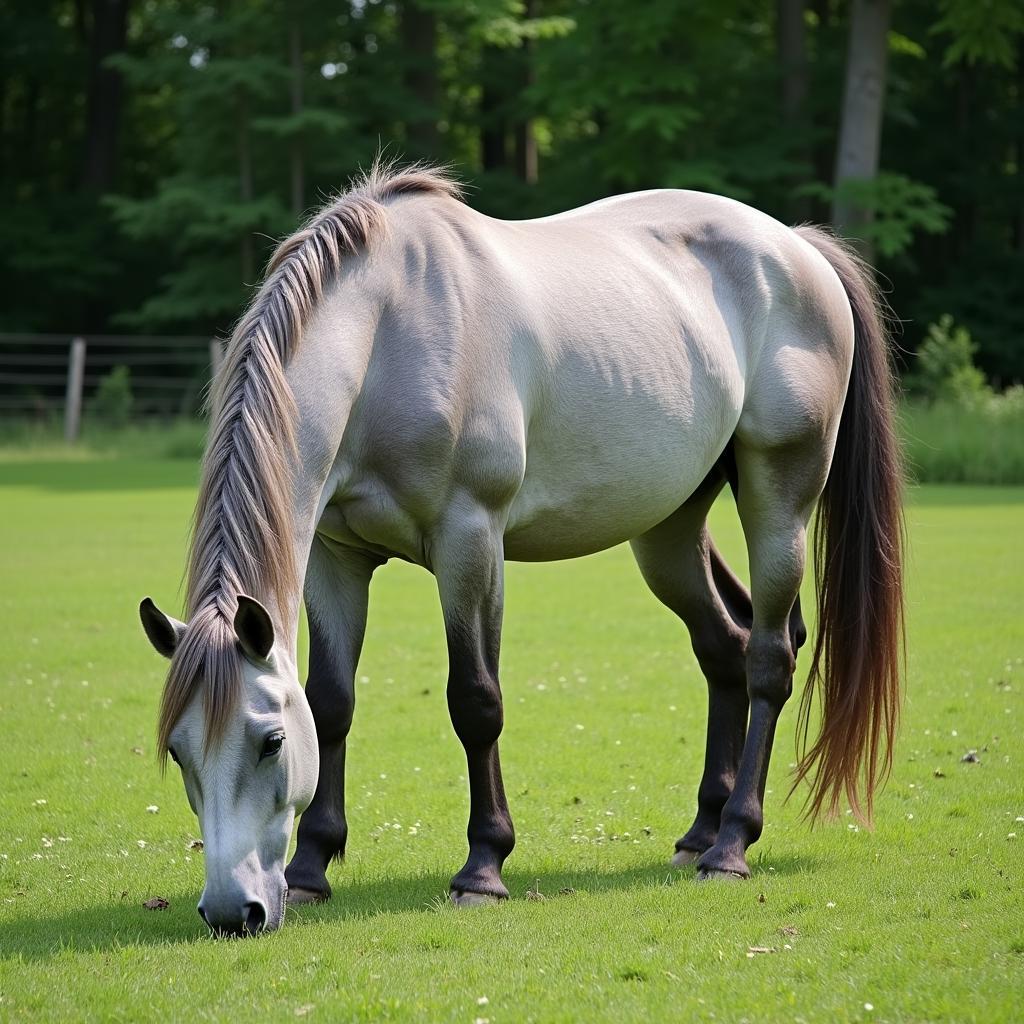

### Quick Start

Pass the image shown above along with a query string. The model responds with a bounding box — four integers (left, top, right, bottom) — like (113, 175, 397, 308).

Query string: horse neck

(276, 284, 379, 655)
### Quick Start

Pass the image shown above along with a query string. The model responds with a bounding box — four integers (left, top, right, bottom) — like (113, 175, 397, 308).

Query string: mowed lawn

(0, 457, 1021, 1023)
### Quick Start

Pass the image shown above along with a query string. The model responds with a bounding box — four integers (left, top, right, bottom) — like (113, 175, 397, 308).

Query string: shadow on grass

(0, 852, 818, 961)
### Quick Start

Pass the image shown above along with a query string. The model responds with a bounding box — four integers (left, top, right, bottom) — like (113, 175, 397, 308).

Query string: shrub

(90, 365, 134, 428)
(909, 315, 989, 406)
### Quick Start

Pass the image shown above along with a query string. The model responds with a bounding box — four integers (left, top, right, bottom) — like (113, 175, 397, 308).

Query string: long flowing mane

(157, 163, 462, 760)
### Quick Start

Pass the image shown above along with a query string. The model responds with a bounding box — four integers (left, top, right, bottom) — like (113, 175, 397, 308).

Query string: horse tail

(790, 225, 905, 824)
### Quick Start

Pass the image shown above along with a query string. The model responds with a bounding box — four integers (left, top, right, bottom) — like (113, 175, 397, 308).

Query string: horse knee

(746, 632, 795, 708)
(305, 672, 355, 745)
(448, 669, 503, 749)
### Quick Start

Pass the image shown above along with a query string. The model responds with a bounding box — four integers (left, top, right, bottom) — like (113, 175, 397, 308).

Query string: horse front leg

(433, 508, 515, 905)
(286, 541, 379, 903)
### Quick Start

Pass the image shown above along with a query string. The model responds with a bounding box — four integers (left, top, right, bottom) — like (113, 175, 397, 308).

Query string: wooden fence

(0, 334, 224, 440)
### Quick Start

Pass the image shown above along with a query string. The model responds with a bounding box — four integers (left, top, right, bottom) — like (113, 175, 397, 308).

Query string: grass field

(0, 457, 1021, 1022)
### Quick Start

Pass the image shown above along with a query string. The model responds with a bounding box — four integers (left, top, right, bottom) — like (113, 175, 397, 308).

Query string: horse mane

(157, 163, 462, 762)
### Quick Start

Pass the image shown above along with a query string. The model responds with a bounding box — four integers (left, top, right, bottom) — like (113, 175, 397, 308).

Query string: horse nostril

(244, 901, 267, 933)
(198, 904, 211, 928)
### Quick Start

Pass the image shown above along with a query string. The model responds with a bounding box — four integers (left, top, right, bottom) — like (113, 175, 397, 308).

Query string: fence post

(209, 338, 225, 386)
(64, 337, 86, 442)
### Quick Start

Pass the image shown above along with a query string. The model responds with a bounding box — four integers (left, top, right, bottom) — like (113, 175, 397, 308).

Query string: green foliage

(2, 0, 1024, 377)
(909, 315, 988, 404)
(481, 13, 576, 47)
(933, 0, 1024, 68)
(89, 366, 135, 428)
(900, 315, 1024, 483)
(803, 173, 951, 257)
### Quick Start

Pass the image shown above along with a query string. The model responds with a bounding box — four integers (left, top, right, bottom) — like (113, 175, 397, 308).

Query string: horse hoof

(672, 848, 701, 867)
(287, 887, 329, 905)
(450, 889, 503, 908)
(696, 868, 746, 882)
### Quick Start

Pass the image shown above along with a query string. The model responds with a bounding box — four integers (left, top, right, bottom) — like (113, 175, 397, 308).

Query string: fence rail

(0, 333, 224, 439)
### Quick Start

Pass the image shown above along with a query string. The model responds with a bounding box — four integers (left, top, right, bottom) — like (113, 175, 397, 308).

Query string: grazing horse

(139, 166, 903, 935)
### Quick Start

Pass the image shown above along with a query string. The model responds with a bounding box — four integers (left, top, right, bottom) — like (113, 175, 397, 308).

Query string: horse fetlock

(287, 885, 331, 905)
(676, 813, 720, 859)
(449, 866, 509, 903)
(285, 836, 340, 901)
(696, 842, 752, 879)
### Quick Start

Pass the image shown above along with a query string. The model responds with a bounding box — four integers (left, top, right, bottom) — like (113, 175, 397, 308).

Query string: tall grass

(900, 398, 1024, 485)
(0, 417, 206, 461)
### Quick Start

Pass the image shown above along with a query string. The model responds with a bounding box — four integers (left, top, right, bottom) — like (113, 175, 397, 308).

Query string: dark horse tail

(791, 225, 905, 824)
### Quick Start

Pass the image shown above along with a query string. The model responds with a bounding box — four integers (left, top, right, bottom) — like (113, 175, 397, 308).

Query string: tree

(2, 0, 1023, 382)
(82, 0, 132, 192)
(777, 0, 810, 219)
(400, 0, 440, 157)
(831, 0, 890, 248)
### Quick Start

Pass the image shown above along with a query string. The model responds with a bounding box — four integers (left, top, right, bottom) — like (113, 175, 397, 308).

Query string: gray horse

(140, 165, 903, 935)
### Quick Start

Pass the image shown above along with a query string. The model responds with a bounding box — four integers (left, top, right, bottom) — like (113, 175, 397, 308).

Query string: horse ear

(234, 595, 275, 662)
(139, 598, 186, 659)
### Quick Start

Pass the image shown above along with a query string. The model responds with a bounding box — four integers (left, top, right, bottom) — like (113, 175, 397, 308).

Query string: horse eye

(168, 747, 180, 766)
(260, 732, 285, 760)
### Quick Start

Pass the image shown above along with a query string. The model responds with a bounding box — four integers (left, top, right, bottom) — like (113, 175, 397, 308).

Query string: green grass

(0, 458, 1021, 1022)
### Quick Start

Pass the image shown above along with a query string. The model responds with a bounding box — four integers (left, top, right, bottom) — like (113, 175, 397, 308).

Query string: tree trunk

(832, 0, 890, 251)
(811, 0, 835, 218)
(953, 61, 975, 258)
(82, 0, 131, 192)
(401, 1, 439, 157)
(1016, 38, 1024, 254)
(777, 0, 808, 219)
(289, 22, 305, 219)
(480, 44, 510, 172)
(24, 78, 40, 176)
(778, 0, 807, 129)
(513, 0, 538, 185)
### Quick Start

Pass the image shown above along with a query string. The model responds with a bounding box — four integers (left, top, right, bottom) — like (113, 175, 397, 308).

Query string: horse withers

(140, 166, 903, 935)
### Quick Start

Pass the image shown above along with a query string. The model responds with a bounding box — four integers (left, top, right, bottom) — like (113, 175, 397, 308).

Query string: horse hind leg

(696, 436, 826, 880)
(630, 472, 751, 864)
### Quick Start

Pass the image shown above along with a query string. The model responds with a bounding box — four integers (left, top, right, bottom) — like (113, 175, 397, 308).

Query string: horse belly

(504, 379, 739, 561)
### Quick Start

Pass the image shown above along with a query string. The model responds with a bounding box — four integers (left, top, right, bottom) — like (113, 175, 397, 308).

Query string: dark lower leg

(685, 559, 802, 860)
(433, 517, 514, 902)
(677, 544, 751, 856)
(451, 740, 515, 898)
(285, 553, 372, 900)
(286, 735, 349, 898)
(697, 633, 794, 878)
(446, 626, 515, 899)
(676, 675, 748, 856)
(285, 650, 353, 897)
